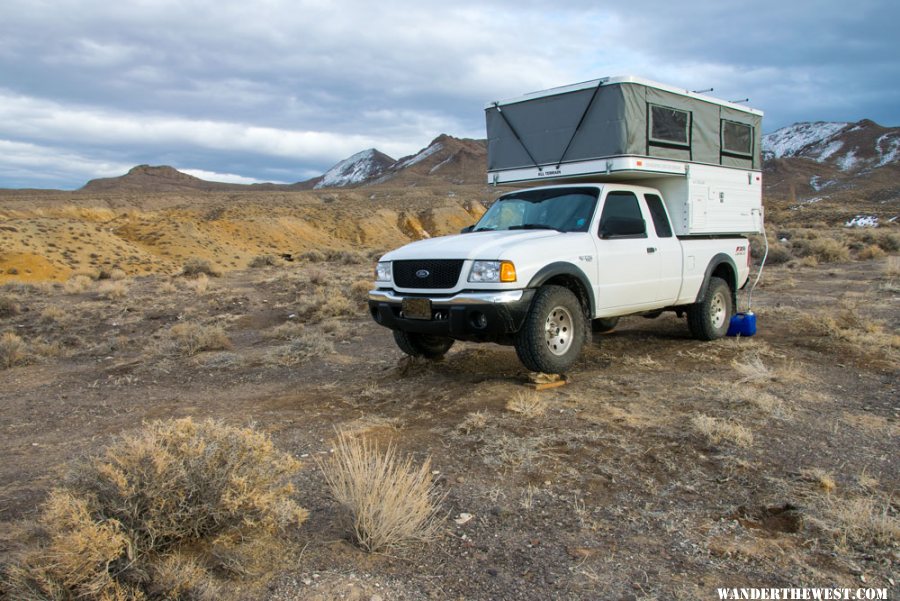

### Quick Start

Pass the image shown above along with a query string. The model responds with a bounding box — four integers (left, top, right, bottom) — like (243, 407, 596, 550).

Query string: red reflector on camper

(636, 160, 643, 166)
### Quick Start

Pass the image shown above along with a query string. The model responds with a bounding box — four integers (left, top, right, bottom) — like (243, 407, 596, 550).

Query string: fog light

(471, 311, 488, 329)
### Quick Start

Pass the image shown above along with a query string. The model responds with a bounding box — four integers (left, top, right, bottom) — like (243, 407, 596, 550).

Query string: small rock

(487, 568, 498, 577)
(454, 513, 474, 526)
(456, 476, 465, 483)
(302, 578, 312, 585)
(371, 595, 383, 601)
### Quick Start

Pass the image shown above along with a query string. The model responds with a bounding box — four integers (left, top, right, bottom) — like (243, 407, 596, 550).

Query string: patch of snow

(836, 150, 859, 171)
(315, 149, 386, 189)
(762, 122, 848, 158)
(808, 176, 836, 191)
(844, 215, 878, 228)
(876, 134, 900, 167)
(397, 142, 442, 169)
(803, 197, 823, 204)
(813, 140, 844, 162)
(429, 154, 454, 174)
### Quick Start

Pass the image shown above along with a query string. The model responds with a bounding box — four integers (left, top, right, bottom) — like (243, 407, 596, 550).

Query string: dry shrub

(64, 274, 94, 294)
(457, 410, 489, 434)
(109, 268, 127, 281)
(0, 295, 21, 318)
(796, 302, 900, 358)
(731, 354, 773, 384)
(318, 430, 444, 552)
(97, 280, 128, 300)
(39, 306, 68, 324)
(884, 256, 900, 278)
(181, 272, 210, 294)
(158, 280, 178, 294)
(4, 418, 307, 600)
(765, 243, 793, 265)
(295, 288, 356, 322)
(800, 468, 837, 494)
(249, 254, 282, 268)
(264, 321, 306, 340)
(181, 258, 219, 278)
(350, 279, 373, 303)
(267, 331, 334, 365)
(1, 331, 27, 368)
(299, 249, 326, 263)
(856, 244, 886, 260)
(506, 390, 547, 418)
(691, 415, 753, 448)
(325, 249, 367, 265)
(167, 322, 231, 356)
(306, 268, 328, 286)
(799, 238, 850, 263)
(873, 230, 900, 253)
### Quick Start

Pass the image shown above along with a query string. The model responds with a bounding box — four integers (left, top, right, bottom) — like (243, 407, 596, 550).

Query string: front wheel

(687, 276, 733, 340)
(393, 331, 454, 359)
(515, 285, 586, 373)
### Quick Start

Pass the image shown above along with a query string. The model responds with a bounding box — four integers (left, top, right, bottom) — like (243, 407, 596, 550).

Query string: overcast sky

(0, 0, 897, 189)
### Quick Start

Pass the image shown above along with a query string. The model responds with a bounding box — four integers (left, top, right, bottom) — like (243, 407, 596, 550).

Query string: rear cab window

(644, 193, 673, 238)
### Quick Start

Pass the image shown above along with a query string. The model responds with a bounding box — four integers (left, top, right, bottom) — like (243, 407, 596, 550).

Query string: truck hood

(382, 230, 563, 261)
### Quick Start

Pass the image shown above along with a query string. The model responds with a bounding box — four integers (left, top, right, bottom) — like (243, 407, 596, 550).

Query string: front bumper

(367, 288, 534, 342)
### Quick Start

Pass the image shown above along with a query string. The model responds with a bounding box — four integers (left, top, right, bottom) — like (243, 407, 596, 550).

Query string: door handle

(646, 247, 657, 253)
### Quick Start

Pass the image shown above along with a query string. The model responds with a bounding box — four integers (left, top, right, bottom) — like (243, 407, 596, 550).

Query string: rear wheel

(393, 331, 454, 359)
(687, 276, 733, 340)
(515, 285, 586, 373)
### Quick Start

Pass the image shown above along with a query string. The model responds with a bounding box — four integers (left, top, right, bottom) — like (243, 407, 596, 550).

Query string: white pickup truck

(368, 182, 751, 373)
(368, 76, 762, 372)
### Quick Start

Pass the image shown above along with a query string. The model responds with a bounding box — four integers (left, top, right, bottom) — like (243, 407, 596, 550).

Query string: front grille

(394, 259, 464, 289)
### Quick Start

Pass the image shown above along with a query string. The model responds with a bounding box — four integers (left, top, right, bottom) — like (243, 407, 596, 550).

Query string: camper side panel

(636, 165, 762, 236)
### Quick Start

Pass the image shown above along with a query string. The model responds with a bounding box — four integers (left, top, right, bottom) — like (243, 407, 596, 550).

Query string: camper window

(649, 104, 690, 147)
(721, 120, 753, 157)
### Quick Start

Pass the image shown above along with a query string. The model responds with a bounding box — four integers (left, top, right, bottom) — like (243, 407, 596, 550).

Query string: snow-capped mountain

(762, 119, 900, 204)
(310, 148, 395, 189)
(763, 120, 899, 172)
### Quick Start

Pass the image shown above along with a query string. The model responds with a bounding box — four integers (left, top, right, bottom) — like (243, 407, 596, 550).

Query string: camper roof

(487, 75, 763, 117)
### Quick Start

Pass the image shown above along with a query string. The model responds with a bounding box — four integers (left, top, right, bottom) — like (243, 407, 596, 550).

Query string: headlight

(374, 261, 392, 282)
(469, 260, 516, 283)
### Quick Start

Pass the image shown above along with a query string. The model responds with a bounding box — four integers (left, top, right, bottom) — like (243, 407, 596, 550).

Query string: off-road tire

(393, 331, 454, 359)
(591, 317, 619, 333)
(687, 276, 733, 340)
(515, 285, 586, 373)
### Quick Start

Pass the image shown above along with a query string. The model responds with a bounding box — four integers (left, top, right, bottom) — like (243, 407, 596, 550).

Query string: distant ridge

(80, 165, 286, 193)
(762, 119, 900, 203)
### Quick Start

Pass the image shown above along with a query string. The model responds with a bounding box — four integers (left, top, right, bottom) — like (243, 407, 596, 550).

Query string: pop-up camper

(485, 75, 764, 235)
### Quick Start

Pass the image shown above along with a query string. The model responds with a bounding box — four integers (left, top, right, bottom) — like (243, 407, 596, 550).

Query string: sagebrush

(3, 418, 308, 600)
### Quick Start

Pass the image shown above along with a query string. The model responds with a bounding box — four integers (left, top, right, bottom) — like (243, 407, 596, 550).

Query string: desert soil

(0, 247, 897, 600)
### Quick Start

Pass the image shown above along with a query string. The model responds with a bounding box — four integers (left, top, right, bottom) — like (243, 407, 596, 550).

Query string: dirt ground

(0, 250, 898, 600)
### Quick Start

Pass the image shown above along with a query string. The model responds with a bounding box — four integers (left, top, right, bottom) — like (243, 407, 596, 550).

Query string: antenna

(691, 88, 714, 94)
(730, 98, 750, 104)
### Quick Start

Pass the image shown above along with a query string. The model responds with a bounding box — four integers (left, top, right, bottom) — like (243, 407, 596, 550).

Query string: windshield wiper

(508, 223, 561, 231)
(473, 226, 496, 232)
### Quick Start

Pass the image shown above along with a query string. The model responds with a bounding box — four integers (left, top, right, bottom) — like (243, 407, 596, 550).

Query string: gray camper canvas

(485, 76, 764, 235)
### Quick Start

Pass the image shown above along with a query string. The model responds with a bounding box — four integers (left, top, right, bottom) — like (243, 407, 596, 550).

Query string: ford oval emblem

(415, 269, 430, 279)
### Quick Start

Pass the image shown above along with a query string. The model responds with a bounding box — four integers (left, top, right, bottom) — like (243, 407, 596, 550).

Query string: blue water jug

(727, 311, 757, 337)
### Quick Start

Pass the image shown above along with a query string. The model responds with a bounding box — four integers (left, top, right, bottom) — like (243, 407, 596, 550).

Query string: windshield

(474, 187, 599, 233)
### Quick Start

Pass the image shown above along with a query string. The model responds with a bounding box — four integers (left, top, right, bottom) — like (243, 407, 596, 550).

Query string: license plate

(401, 298, 432, 320)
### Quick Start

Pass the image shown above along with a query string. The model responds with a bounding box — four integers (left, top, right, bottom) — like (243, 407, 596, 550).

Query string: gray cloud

(0, 0, 896, 188)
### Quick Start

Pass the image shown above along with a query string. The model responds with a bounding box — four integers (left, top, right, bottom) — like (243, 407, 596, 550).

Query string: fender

(695, 253, 738, 305)
(527, 261, 596, 316)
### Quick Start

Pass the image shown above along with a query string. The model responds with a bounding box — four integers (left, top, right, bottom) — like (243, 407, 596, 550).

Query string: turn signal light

(500, 261, 517, 282)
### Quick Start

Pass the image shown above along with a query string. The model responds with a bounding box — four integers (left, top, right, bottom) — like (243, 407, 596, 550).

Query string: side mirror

(460, 225, 474, 234)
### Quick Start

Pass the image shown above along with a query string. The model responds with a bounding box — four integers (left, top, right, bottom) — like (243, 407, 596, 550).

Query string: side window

(598, 192, 646, 238)
(721, 120, 753, 157)
(649, 104, 690, 148)
(644, 194, 673, 238)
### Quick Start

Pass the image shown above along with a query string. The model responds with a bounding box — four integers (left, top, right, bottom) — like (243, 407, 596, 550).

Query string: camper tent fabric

(485, 81, 762, 174)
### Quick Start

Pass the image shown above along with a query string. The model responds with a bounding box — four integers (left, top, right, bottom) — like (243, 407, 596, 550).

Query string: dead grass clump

(39, 306, 68, 324)
(182, 272, 210, 294)
(873, 230, 900, 253)
(97, 280, 128, 299)
(4, 418, 307, 600)
(249, 254, 282, 268)
(267, 331, 334, 365)
(182, 258, 219, 278)
(822, 496, 899, 549)
(457, 410, 490, 434)
(885, 256, 900, 278)
(325, 249, 368, 265)
(731, 354, 773, 384)
(856, 244, 886, 260)
(63, 274, 94, 294)
(0, 295, 20, 318)
(109, 268, 127, 281)
(318, 430, 444, 552)
(167, 322, 231, 356)
(0, 332, 27, 368)
(800, 468, 837, 494)
(506, 390, 548, 418)
(350, 279, 373, 303)
(692, 415, 753, 448)
(264, 321, 306, 340)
